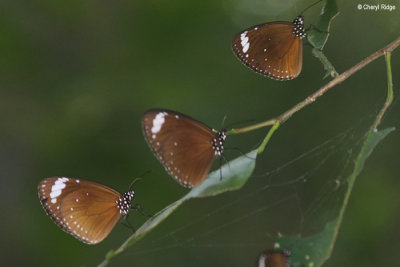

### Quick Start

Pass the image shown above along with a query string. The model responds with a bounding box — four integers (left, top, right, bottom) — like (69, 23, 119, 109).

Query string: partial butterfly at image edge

(232, 16, 306, 80)
(257, 249, 291, 267)
(142, 109, 227, 188)
(38, 177, 135, 244)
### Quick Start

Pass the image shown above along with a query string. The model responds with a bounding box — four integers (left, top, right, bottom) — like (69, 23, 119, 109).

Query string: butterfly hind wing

(60, 187, 122, 244)
(162, 127, 215, 187)
(142, 109, 216, 187)
(232, 22, 303, 80)
(260, 23, 303, 79)
(38, 178, 123, 244)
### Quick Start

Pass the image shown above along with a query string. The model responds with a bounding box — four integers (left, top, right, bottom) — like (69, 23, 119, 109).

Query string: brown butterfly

(142, 109, 226, 188)
(38, 177, 134, 244)
(257, 250, 291, 267)
(232, 16, 306, 80)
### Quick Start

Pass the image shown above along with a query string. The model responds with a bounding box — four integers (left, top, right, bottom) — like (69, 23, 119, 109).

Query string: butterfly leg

(219, 157, 223, 181)
(219, 154, 233, 181)
(131, 203, 153, 218)
(121, 214, 136, 233)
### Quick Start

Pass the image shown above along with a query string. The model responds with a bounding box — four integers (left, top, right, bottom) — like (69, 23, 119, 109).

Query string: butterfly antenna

(300, 0, 324, 15)
(221, 114, 228, 129)
(128, 170, 152, 190)
(129, 178, 142, 191)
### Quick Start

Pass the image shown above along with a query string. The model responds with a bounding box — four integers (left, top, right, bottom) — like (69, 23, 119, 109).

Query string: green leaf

(312, 48, 339, 78)
(308, 0, 339, 50)
(276, 127, 394, 267)
(102, 149, 258, 263)
(308, 0, 339, 78)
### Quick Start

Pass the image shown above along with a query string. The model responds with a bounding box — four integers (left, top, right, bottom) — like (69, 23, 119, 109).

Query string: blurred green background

(1, 0, 399, 266)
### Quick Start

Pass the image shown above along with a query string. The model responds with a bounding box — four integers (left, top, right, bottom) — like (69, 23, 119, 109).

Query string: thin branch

(228, 119, 276, 134)
(232, 36, 400, 133)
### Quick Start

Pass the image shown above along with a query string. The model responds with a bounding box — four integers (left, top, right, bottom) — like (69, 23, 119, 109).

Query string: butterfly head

(293, 16, 306, 39)
(117, 190, 135, 215)
(219, 129, 227, 141)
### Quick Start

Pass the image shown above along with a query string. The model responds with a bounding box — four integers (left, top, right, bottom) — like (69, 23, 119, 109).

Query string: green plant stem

(257, 121, 280, 154)
(373, 52, 394, 130)
(315, 45, 395, 261)
(328, 51, 395, 256)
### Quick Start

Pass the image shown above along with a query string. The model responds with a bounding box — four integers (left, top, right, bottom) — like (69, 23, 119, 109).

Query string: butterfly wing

(257, 250, 290, 267)
(142, 109, 216, 187)
(38, 177, 123, 244)
(232, 22, 303, 80)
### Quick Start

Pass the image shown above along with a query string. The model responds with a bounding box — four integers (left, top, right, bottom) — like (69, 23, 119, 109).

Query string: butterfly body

(38, 177, 134, 244)
(232, 16, 306, 80)
(142, 109, 226, 188)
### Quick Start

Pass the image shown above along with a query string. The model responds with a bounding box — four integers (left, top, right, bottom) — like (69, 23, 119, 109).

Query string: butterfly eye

(142, 109, 226, 188)
(232, 16, 305, 80)
(38, 177, 135, 244)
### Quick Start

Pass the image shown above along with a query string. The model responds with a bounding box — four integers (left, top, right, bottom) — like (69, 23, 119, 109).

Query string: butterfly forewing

(232, 17, 305, 80)
(38, 177, 130, 244)
(142, 109, 218, 187)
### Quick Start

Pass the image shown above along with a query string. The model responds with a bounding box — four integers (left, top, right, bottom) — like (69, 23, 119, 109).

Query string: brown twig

(232, 36, 400, 134)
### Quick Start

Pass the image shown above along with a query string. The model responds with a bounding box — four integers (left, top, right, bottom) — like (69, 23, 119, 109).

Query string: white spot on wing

(151, 112, 166, 134)
(50, 177, 68, 201)
(240, 31, 250, 53)
(243, 42, 249, 53)
(50, 189, 62, 198)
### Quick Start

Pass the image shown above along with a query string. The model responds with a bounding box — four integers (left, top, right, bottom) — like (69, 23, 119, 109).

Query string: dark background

(1, 0, 399, 266)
